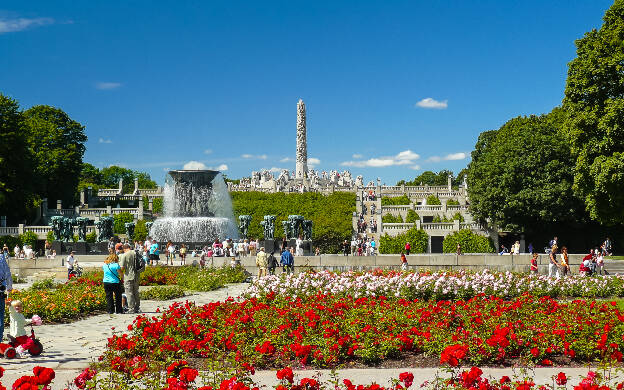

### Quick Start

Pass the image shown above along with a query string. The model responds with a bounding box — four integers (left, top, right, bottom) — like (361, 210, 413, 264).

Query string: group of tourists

(254, 246, 295, 278)
(343, 237, 376, 256)
(101, 243, 144, 315)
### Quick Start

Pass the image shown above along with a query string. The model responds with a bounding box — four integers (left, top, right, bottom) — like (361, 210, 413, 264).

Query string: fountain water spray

(149, 170, 238, 243)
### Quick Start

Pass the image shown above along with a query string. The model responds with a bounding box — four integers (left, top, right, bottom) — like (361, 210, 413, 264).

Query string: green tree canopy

(397, 170, 456, 187)
(563, 0, 624, 224)
(22, 105, 87, 205)
(442, 230, 494, 253)
(78, 164, 158, 194)
(466, 108, 585, 233)
(0, 94, 36, 224)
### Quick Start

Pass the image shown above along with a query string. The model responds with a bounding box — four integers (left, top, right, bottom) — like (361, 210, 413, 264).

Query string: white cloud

(215, 164, 228, 171)
(341, 150, 420, 168)
(98, 138, 112, 144)
(410, 165, 421, 170)
(308, 157, 320, 168)
(352, 154, 363, 159)
(183, 161, 208, 170)
(268, 167, 285, 173)
(204, 149, 213, 155)
(415, 97, 448, 109)
(427, 152, 467, 162)
(280, 157, 293, 163)
(242, 154, 267, 160)
(0, 17, 54, 33)
(95, 82, 122, 90)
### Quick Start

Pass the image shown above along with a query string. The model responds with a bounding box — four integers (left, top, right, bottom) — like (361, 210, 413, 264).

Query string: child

(530, 252, 539, 274)
(8, 300, 42, 358)
(400, 252, 408, 271)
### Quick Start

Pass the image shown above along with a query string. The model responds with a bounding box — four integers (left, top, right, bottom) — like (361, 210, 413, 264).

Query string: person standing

(342, 240, 349, 256)
(548, 245, 560, 278)
(370, 239, 376, 255)
(102, 248, 123, 314)
(295, 236, 304, 256)
(404, 242, 411, 256)
(400, 252, 408, 271)
(66, 251, 77, 279)
(281, 247, 294, 274)
(530, 252, 539, 274)
(267, 251, 277, 275)
(559, 246, 571, 276)
(0, 250, 12, 340)
(256, 247, 268, 278)
(179, 244, 187, 265)
(149, 239, 159, 266)
(119, 244, 141, 314)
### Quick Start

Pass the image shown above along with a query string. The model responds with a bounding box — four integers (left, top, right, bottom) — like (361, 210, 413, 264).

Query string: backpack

(134, 250, 146, 272)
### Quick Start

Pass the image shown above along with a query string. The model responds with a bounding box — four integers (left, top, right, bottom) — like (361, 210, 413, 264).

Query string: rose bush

(102, 293, 624, 371)
(246, 270, 624, 300)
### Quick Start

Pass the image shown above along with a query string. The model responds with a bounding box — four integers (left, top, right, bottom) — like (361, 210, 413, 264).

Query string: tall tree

(563, 0, 624, 224)
(22, 105, 87, 206)
(0, 94, 36, 223)
(466, 108, 585, 233)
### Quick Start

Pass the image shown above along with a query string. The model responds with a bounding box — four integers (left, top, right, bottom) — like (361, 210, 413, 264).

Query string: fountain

(149, 170, 238, 243)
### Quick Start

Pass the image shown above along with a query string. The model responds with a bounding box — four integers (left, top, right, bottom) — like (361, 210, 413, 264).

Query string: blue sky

(0, 1, 614, 185)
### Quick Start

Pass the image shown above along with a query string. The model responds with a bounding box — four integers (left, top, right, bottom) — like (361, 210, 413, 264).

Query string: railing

(382, 223, 415, 230)
(460, 222, 481, 230)
(0, 227, 19, 235)
(447, 205, 469, 211)
(421, 222, 455, 230)
(46, 209, 77, 216)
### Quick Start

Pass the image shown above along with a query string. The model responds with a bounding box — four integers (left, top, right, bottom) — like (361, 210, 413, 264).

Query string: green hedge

(379, 227, 428, 254)
(231, 191, 355, 254)
(382, 214, 403, 223)
(446, 199, 460, 206)
(425, 195, 441, 205)
(442, 229, 495, 253)
(381, 195, 411, 206)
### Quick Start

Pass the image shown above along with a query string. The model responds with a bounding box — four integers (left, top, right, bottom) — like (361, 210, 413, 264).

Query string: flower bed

(246, 270, 624, 300)
(140, 286, 186, 301)
(102, 293, 624, 371)
(8, 277, 106, 323)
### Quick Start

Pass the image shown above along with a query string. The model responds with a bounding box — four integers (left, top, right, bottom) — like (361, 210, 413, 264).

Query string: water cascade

(149, 170, 238, 243)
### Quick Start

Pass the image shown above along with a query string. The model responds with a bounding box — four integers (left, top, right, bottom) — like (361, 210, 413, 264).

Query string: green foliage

(31, 278, 58, 290)
(22, 105, 87, 206)
(133, 219, 148, 241)
(405, 209, 420, 223)
(442, 229, 495, 253)
(113, 212, 134, 234)
(0, 94, 37, 225)
(0, 236, 22, 255)
(176, 266, 248, 291)
(379, 227, 428, 254)
(432, 214, 442, 223)
(381, 195, 411, 205)
(425, 195, 441, 205)
(467, 108, 584, 233)
(78, 164, 157, 195)
(231, 192, 355, 254)
(46, 230, 55, 243)
(382, 214, 403, 223)
(563, 1, 624, 224)
(140, 285, 186, 301)
(397, 170, 453, 186)
(86, 231, 97, 243)
(19, 231, 38, 248)
(446, 199, 460, 206)
(452, 212, 465, 222)
(152, 197, 163, 214)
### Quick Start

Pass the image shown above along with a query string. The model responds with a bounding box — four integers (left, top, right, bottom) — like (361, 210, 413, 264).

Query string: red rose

(555, 372, 567, 386)
(276, 367, 294, 384)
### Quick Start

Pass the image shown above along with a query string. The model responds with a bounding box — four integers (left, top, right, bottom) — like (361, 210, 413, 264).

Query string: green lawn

(605, 256, 624, 260)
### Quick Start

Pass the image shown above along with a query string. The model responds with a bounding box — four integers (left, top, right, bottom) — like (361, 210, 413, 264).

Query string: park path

(1, 281, 620, 389)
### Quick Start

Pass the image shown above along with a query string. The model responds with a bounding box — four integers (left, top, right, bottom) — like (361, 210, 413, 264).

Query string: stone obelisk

(295, 99, 308, 179)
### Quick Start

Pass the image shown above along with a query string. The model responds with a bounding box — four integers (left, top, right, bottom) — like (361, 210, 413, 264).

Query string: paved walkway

(1, 282, 621, 389)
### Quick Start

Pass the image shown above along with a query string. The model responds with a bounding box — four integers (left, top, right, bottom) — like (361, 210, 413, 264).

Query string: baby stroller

(69, 265, 83, 278)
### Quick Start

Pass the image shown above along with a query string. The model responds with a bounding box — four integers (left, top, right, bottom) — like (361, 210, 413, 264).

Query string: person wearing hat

(256, 246, 268, 278)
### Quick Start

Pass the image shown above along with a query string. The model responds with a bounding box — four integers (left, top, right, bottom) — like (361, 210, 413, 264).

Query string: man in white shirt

(66, 251, 76, 279)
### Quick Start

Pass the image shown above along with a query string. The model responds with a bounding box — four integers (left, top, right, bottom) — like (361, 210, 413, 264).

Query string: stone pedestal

(65, 241, 87, 255)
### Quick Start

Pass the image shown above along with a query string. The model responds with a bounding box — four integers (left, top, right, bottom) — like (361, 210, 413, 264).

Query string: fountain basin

(150, 217, 238, 243)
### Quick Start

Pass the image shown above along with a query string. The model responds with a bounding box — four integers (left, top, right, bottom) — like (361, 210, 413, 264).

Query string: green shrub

(425, 195, 441, 205)
(134, 219, 148, 242)
(405, 210, 420, 223)
(152, 198, 164, 214)
(446, 199, 460, 206)
(86, 231, 97, 243)
(379, 227, 428, 254)
(19, 231, 38, 248)
(31, 278, 58, 290)
(442, 229, 495, 253)
(140, 285, 186, 301)
(113, 212, 134, 234)
(381, 195, 411, 206)
(452, 212, 465, 222)
(1, 236, 22, 256)
(46, 231, 55, 243)
(12, 274, 25, 284)
(382, 214, 403, 223)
